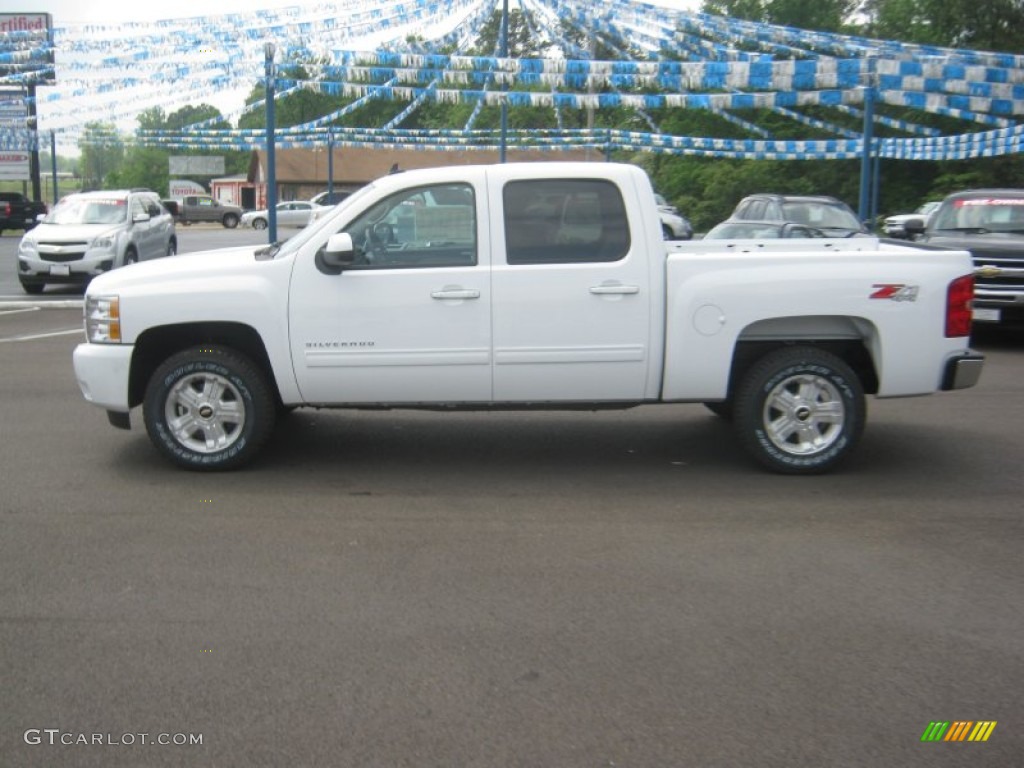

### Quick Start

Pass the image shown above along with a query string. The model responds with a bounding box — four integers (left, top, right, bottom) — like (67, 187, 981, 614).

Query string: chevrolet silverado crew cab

(72, 163, 983, 474)
(18, 189, 176, 294)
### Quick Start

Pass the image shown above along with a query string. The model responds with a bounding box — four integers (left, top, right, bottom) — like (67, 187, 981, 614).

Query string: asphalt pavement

(0, 237, 1022, 767)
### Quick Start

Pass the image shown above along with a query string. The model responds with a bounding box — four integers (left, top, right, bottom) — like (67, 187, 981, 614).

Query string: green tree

(702, 0, 857, 31)
(78, 122, 124, 190)
(861, 0, 1024, 52)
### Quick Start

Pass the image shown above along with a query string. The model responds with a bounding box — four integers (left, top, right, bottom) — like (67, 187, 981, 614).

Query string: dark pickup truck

(907, 188, 1024, 325)
(0, 192, 47, 235)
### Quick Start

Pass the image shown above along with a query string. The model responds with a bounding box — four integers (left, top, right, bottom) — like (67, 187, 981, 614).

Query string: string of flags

(0, 0, 1022, 161)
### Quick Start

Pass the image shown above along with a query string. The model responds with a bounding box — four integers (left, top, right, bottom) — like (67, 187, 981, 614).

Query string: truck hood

(86, 245, 268, 295)
(24, 222, 120, 243)
(922, 232, 1024, 262)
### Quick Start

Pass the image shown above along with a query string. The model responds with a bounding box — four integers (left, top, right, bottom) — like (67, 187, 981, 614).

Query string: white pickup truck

(72, 162, 983, 474)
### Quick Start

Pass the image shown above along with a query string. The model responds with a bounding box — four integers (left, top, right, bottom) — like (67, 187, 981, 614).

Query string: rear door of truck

(489, 167, 653, 401)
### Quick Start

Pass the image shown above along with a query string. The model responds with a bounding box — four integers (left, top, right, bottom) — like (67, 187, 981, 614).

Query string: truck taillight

(946, 274, 974, 338)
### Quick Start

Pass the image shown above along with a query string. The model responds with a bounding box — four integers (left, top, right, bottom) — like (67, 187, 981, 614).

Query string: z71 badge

(870, 284, 919, 302)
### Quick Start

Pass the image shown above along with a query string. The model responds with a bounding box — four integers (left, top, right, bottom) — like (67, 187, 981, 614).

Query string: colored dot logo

(921, 721, 997, 742)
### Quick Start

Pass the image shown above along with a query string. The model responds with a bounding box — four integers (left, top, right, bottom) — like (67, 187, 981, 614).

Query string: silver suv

(17, 189, 176, 294)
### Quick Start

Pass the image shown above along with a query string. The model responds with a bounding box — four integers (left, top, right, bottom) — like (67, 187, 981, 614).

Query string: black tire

(166, 238, 177, 257)
(703, 400, 733, 420)
(222, 213, 239, 229)
(252, 218, 267, 231)
(733, 347, 865, 474)
(123, 247, 138, 266)
(662, 224, 675, 240)
(19, 280, 44, 295)
(143, 346, 276, 470)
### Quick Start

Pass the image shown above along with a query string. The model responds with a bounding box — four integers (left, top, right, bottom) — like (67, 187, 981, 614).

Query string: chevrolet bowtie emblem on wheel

(975, 265, 1003, 278)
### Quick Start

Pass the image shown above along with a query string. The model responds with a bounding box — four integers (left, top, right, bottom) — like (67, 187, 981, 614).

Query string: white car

(654, 193, 693, 240)
(883, 201, 941, 238)
(241, 201, 327, 230)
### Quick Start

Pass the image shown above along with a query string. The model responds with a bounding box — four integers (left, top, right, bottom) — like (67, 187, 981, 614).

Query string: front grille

(37, 241, 89, 262)
(970, 257, 1024, 303)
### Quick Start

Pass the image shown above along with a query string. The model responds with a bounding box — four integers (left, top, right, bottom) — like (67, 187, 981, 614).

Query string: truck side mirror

(903, 217, 926, 237)
(132, 212, 151, 224)
(316, 232, 356, 275)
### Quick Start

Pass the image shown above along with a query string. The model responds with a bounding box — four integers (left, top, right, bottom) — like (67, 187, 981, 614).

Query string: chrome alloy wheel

(761, 372, 845, 456)
(164, 371, 247, 454)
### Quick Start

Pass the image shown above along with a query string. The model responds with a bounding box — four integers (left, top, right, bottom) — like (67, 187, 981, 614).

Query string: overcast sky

(41, 0, 698, 26)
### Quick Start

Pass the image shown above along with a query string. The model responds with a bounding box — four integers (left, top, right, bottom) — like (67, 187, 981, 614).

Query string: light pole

(327, 130, 334, 201)
(499, 0, 508, 163)
(264, 41, 278, 243)
(50, 129, 58, 206)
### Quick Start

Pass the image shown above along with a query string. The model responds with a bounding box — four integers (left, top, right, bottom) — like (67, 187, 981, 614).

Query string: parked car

(729, 193, 868, 237)
(0, 192, 47, 235)
(883, 201, 941, 238)
(654, 194, 693, 240)
(175, 195, 243, 228)
(241, 201, 328, 230)
(906, 189, 1024, 325)
(704, 220, 828, 239)
(17, 189, 176, 294)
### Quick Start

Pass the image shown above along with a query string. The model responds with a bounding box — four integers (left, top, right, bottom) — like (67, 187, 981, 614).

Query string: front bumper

(19, 253, 113, 283)
(941, 352, 985, 391)
(73, 342, 134, 414)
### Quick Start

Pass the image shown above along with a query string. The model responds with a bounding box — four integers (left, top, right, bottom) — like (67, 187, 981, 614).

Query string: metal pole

(264, 42, 278, 243)
(871, 152, 882, 232)
(499, 0, 508, 163)
(50, 130, 58, 206)
(27, 84, 41, 202)
(857, 57, 876, 224)
(327, 131, 334, 200)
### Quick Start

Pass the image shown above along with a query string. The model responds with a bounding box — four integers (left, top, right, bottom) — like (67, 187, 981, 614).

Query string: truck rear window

(503, 179, 630, 264)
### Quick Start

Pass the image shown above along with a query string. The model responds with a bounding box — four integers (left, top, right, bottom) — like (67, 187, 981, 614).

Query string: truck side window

(503, 179, 630, 264)
(338, 183, 476, 269)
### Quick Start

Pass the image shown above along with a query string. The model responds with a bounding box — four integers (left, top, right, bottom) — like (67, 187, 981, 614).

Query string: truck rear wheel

(143, 346, 275, 470)
(222, 213, 239, 229)
(734, 347, 864, 474)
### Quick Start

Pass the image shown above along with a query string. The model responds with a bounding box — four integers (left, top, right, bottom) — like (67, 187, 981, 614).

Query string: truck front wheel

(734, 347, 864, 474)
(143, 346, 275, 470)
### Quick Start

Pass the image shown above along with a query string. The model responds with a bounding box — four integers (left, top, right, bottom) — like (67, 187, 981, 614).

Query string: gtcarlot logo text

(24, 729, 203, 747)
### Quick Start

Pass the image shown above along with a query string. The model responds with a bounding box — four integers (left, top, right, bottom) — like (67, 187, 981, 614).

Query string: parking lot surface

(1, 251, 1022, 766)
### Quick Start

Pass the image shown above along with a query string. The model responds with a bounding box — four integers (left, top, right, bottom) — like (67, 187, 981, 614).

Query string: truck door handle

(590, 284, 639, 295)
(431, 288, 480, 300)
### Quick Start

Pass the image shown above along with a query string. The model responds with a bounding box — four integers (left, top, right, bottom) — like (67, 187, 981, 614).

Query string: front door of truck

(490, 174, 652, 401)
(288, 181, 492, 404)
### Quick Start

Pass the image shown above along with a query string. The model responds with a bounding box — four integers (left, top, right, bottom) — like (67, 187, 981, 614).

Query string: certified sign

(0, 14, 55, 85)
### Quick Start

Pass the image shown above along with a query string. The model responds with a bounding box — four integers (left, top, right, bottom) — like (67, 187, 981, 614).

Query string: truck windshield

(931, 197, 1024, 233)
(45, 198, 127, 226)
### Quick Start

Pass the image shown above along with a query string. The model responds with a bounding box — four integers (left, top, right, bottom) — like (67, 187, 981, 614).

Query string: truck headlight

(18, 239, 38, 257)
(91, 236, 115, 251)
(85, 295, 121, 343)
